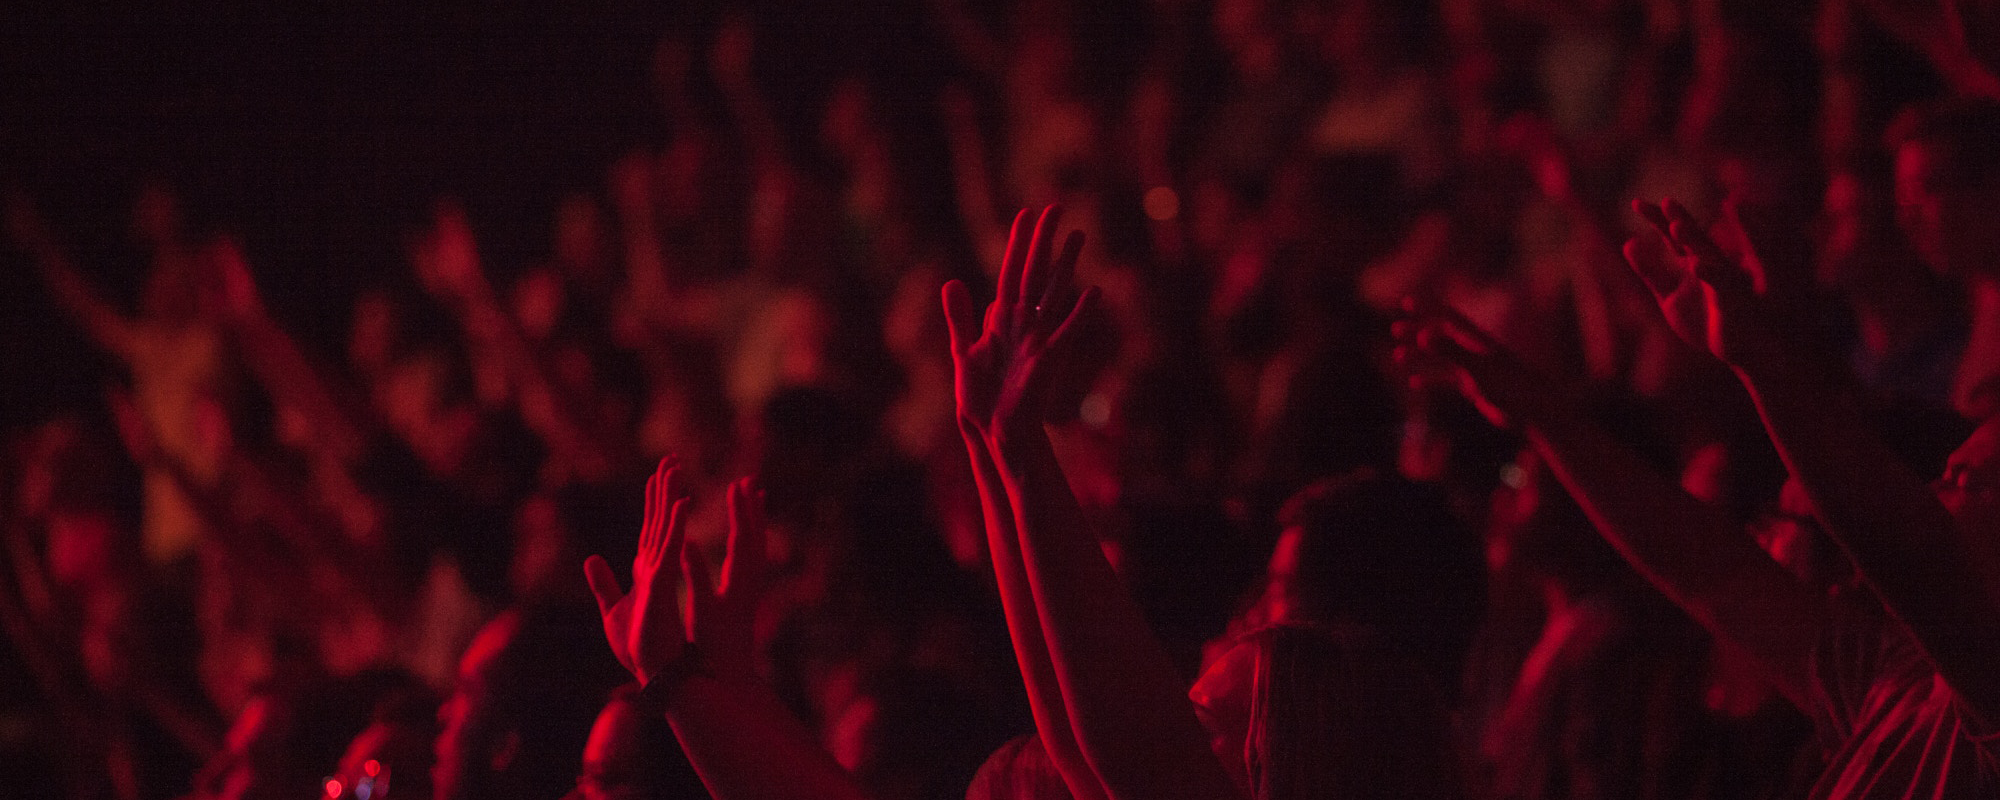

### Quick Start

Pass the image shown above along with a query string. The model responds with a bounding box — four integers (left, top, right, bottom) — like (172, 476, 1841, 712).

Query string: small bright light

(1143, 186, 1179, 221)
(325, 779, 343, 798)
(363, 760, 380, 777)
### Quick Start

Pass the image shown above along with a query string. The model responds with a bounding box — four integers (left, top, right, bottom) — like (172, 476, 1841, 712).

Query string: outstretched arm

(943, 213, 1108, 800)
(413, 204, 620, 480)
(205, 238, 373, 464)
(1628, 198, 2000, 726)
(950, 206, 1242, 800)
(1397, 300, 1823, 709)
(5, 194, 139, 360)
(584, 460, 870, 800)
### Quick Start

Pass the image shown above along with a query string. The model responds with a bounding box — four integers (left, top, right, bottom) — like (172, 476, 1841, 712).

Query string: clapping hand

(585, 458, 770, 688)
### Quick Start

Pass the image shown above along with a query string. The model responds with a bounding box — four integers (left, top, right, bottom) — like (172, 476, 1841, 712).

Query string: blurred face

(1897, 143, 2000, 278)
(576, 699, 649, 800)
(1188, 640, 1255, 792)
(434, 616, 519, 800)
(1936, 417, 2000, 526)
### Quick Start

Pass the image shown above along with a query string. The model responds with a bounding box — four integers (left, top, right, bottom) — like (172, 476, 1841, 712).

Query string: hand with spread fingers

(1392, 299, 1577, 430)
(1622, 199, 1788, 373)
(942, 206, 1100, 441)
(684, 476, 767, 681)
(584, 457, 695, 687)
(585, 459, 771, 690)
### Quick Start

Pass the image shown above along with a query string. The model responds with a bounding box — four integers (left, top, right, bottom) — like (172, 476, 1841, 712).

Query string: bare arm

(946, 264, 1110, 800)
(413, 204, 619, 479)
(1398, 302, 1824, 709)
(6, 194, 139, 360)
(585, 461, 872, 800)
(1629, 199, 2000, 725)
(205, 239, 373, 464)
(953, 207, 1242, 800)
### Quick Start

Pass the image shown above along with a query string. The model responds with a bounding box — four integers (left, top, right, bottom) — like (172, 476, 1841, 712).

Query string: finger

(1420, 300, 1502, 353)
(942, 280, 979, 357)
(721, 477, 767, 594)
(655, 497, 692, 578)
(1034, 230, 1086, 331)
(1046, 285, 1101, 349)
(1633, 198, 1667, 229)
(1622, 236, 1680, 300)
(1660, 198, 1735, 269)
(583, 555, 624, 618)
(1021, 205, 1065, 308)
(994, 209, 1033, 327)
(640, 462, 664, 555)
(1633, 199, 1677, 252)
(1668, 217, 1756, 300)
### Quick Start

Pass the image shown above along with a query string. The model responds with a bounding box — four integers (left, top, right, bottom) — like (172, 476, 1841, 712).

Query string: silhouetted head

(1189, 624, 1459, 800)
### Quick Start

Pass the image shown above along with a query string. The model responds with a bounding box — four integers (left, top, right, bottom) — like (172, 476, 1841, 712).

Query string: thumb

(1622, 236, 1682, 301)
(583, 555, 623, 619)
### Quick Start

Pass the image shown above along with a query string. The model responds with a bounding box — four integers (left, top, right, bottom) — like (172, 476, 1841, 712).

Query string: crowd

(6, 0, 2000, 798)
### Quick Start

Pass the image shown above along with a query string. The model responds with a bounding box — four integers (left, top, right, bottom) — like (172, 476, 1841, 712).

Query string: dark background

(0, 1, 972, 427)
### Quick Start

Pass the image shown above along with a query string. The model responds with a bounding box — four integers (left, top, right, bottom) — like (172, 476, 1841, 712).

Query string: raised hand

(1622, 199, 1783, 372)
(584, 457, 692, 685)
(1393, 299, 1575, 429)
(204, 238, 267, 321)
(941, 206, 1100, 439)
(684, 477, 767, 680)
(412, 202, 486, 300)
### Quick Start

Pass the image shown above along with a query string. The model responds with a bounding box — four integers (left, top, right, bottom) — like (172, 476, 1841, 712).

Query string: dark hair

(1240, 624, 1461, 800)
(964, 734, 1073, 800)
(1274, 470, 1484, 683)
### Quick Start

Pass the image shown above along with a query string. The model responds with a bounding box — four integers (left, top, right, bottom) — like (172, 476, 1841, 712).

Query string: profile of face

(1188, 639, 1256, 793)
(1896, 142, 2000, 278)
(574, 696, 652, 800)
(1937, 416, 2000, 526)
(433, 614, 521, 800)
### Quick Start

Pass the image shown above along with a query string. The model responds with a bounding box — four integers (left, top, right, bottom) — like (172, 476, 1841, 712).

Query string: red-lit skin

(583, 461, 868, 800)
(575, 698, 649, 800)
(432, 612, 520, 800)
(947, 207, 1244, 800)
(1187, 639, 1257, 793)
(1625, 198, 2000, 726)
(190, 696, 284, 800)
(332, 718, 431, 800)
(1895, 143, 2000, 281)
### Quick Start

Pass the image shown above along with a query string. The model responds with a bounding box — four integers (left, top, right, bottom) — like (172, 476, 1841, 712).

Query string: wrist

(635, 644, 711, 712)
(987, 417, 1047, 454)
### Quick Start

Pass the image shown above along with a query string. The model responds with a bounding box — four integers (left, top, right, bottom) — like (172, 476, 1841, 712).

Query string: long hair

(1241, 624, 1462, 800)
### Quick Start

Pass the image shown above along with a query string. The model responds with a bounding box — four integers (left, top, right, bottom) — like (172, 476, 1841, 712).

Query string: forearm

(959, 423, 1110, 800)
(1519, 411, 1820, 707)
(664, 675, 873, 800)
(229, 312, 370, 462)
(990, 425, 1240, 800)
(1732, 362, 2000, 717)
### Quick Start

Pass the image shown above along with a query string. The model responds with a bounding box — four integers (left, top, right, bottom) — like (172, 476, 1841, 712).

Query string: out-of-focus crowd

(7, 1, 2000, 798)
